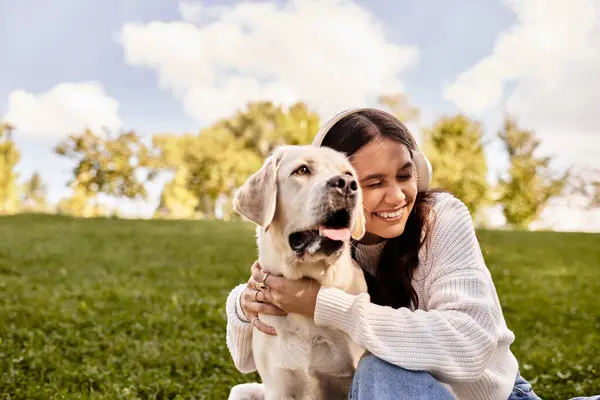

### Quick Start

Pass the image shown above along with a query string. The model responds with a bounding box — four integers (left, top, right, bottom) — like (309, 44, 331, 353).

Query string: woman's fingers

(244, 292, 287, 316)
(245, 309, 278, 336)
(250, 266, 283, 292)
(250, 262, 264, 284)
(253, 318, 277, 335)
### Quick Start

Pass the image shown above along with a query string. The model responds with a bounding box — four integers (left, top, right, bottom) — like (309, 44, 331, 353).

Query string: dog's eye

(293, 165, 311, 176)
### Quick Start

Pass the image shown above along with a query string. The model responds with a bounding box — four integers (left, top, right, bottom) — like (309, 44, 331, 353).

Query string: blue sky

(2, 0, 599, 230)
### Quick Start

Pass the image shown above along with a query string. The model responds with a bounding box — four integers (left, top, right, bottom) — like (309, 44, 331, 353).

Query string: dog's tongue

(319, 226, 351, 242)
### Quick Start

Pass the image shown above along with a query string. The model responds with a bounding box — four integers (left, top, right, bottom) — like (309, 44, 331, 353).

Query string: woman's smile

(373, 206, 405, 222)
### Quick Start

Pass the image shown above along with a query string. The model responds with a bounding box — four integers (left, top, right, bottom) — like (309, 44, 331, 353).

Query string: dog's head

(233, 145, 365, 262)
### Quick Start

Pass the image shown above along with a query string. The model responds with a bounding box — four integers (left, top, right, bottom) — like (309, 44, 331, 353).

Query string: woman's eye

(367, 181, 382, 188)
(293, 165, 311, 176)
(397, 175, 412, 181)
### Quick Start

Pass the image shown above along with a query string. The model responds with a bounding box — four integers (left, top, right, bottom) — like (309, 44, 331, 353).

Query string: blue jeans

(349, 354, 542, 399)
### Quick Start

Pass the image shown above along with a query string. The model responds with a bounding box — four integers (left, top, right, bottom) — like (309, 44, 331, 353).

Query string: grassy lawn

(0, 214, 598, 399)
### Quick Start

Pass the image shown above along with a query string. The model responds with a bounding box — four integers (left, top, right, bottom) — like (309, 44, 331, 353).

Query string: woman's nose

(385, 183, 406, 204)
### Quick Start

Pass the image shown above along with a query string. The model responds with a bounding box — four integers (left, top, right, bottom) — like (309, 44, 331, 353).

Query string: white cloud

(444, 0, 600, 231)
(444, 0, 600, 167)
(178, 1, 204, 22)
(4, 82, 123, 138)
(118, 0, 419, 124)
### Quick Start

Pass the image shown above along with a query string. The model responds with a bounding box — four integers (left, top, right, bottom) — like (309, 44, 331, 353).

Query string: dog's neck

(257, 226, 353, 288)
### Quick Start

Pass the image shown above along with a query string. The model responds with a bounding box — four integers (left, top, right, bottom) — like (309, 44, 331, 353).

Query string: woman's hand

(251, 262, 321, 319)
(240, 262, 287, 335)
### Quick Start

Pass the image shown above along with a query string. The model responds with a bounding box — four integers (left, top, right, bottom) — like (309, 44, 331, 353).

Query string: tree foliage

(0, 122, 21, 214)
(497, 117, 569, 228)
(423, 114, 490, 216)
(152, 101, 319, 219)
(11, 94, 597, 228)
(55, 129, 155, 217)
(218, 101, 320, 157)
(379, 93, 420, 123)
(21, 171, 48, 212)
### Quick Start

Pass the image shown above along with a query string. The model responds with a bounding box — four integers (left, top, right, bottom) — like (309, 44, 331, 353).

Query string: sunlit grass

(0, 214, 598, 399)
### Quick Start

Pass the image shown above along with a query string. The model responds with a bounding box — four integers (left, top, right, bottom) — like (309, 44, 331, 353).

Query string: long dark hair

(321, 109, 439, 309)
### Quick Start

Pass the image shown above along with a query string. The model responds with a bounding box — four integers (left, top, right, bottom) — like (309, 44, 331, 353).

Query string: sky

(1, 0, 599, 231)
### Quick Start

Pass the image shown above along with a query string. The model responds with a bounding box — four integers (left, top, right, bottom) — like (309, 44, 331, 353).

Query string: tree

(55, 129, 155, 217)
(0, 122, 21, 215)
(379, 93, 420, 123)
(150, 133, 212, 219)
(154, 168, 201, 219)
(566, 167, 600, 209)
(219, 101, 319, 158)
(151, 101, 319, 220)
(497, 117, 569, 228)
(183, 125, 263, 220)
(21, 171, 48, 212)
(423, 114, 490, 217)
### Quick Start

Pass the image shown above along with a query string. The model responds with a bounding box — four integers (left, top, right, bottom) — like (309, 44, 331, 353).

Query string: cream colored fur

(229, 145, 368, 400)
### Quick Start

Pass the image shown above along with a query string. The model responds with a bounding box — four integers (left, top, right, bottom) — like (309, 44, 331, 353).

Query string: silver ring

(251, 317, 260, 327)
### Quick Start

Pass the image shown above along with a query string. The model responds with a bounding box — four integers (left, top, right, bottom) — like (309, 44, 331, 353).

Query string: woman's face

(350, 137, 418, 244)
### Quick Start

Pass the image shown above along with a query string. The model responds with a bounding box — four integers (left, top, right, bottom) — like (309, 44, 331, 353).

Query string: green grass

(0, 214, 598, 399)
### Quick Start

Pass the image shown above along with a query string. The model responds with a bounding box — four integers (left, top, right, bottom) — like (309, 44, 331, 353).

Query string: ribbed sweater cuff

(227, 283, 251, 325)
(314, 286, 361, 332)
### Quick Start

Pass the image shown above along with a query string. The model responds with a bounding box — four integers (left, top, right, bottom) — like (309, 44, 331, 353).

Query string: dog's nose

(327, 175, 358, 195)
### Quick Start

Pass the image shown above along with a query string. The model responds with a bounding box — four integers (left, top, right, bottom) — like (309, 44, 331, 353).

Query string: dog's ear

(233, 149, 285, 230)
(351, 205, 366, 240)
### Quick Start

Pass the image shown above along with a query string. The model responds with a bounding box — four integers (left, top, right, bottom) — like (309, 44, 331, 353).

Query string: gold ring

(254, 289, 263, 303)
(258, 272, 270, 290)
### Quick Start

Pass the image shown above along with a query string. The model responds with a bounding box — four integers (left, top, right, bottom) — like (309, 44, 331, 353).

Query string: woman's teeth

(374, 209, 403, 219)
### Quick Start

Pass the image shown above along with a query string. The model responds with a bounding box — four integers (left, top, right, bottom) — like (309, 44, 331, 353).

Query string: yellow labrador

(229, 145, 368, 400)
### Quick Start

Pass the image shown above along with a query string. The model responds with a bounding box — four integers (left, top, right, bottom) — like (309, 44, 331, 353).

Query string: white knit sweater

(225, 193, 519, 400)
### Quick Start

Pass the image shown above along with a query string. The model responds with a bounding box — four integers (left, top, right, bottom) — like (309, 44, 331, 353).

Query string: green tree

(497, 117, 569, 228)
(150, 134, 208, 219)
(219, 101, 319, 158)
(0, 122, 21, 214)
(21, 171, 48, 212)
(423, 114, 490, 217)
(151, 101, 319, 219)
(154, 170, 201, 219)
(183, 125, 263, 220)
(56, 186, 108, 218)
(55, 129, 154, 217)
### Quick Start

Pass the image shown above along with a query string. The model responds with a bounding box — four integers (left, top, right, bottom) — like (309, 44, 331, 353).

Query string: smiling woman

(225, 108, 543, 400)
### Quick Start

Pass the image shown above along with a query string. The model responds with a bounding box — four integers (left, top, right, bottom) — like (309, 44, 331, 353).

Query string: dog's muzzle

(288, 174, 359, 257)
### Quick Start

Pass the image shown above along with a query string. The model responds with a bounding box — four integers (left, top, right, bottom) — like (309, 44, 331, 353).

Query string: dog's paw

(228, 383, 265, 400)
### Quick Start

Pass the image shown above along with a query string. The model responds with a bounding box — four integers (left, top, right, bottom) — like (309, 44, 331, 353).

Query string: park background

(1, 0, 599, 399)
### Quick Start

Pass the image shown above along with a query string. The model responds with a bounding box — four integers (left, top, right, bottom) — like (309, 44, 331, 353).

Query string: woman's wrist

(235, 285, 250, 323)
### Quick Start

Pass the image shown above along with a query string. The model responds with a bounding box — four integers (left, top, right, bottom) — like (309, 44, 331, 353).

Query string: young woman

(225, 108, 541, 400)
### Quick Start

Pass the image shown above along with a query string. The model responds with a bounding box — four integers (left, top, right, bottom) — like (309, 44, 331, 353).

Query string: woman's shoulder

(428, 191, 472, 227)
(419, 191, 492, 287)
(421, 191, 479, 264)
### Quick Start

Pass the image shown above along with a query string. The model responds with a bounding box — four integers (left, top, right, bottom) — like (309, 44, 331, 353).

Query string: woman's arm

(313, 196, 512, 383)
(314, 271, 500, 383)
(225, 273, 288, 373)
(225, 283, 256, 373)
